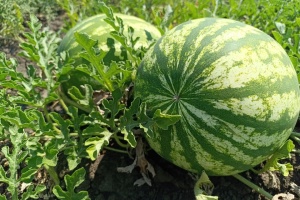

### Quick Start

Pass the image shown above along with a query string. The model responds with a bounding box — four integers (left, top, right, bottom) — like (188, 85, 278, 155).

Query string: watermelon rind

(135, 17, 300, 176)
(58, 13, 161, 65)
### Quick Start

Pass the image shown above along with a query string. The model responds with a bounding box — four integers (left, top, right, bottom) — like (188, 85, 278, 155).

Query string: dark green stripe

(186, 94, 297, 138)
(176, 19, 250, 92)
(178, 101, 253, 172)
(180, 98, 295, 158)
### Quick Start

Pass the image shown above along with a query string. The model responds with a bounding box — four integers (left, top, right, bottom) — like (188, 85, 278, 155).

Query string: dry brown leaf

(266, 171, 280, 189)
(117, 157, 137, 173)
(93, 90, 110, 105)
(117, 137, 156, 186)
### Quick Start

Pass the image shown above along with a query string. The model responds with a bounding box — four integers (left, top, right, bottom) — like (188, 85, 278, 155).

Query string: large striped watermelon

(58, 13, 161, 92)
(134, 18, 300, 176)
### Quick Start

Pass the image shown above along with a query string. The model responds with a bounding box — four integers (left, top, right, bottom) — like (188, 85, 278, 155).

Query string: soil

(1, 12, 300, 200)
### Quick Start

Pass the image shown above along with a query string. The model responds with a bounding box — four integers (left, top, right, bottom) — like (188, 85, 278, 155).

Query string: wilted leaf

(117, 137, 155, 186)
(117, 156, 137, 174)
(258, 140, 295, 176)
(93, 90, 109, 105)
(194, 171, 218, 200)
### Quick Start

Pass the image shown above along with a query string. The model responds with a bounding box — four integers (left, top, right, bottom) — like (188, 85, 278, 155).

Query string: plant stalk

(113, 133, 130, 148)
(59, 90, 92, 113)
(44, 165, 60, 185)
(290, 135, 300, 145)
(232, 173, 273, 199)
(104, 146, 128, 154)
(291, 131, 300, 138)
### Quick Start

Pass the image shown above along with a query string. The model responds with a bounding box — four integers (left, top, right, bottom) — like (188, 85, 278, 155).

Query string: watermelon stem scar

(173, 95, 180, 101)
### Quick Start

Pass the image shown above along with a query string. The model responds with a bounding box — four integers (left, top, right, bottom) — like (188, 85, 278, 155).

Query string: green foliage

(257, 139, 295, 176)
(55, 0, 104, 30)
(0, 0, 59, 39)
(0, 1, 24, 39)
(0, 102, 46, 199)
(0, 3, 180, 199)
(53, 168, 90, 200)
(119, 99, 181, 146)
(0, 1, 299, 200)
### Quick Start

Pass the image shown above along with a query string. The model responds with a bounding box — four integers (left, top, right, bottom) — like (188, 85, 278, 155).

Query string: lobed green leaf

(53, 168, 90, 200)
(85, 130, 113, 160)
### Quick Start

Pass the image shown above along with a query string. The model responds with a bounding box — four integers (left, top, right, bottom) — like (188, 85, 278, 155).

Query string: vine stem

(104, 146, 128, 154)
(58, 89, 92, 113)
(232, 174, 273, 199)
(290, 135, 300, 145)
(291, 131, 300, 138)
(292, 149, 300, 154)
(44, 165, 60, 185)
(112, 133, 130, 148)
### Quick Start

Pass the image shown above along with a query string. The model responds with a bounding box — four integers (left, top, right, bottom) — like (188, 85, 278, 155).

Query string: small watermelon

(134, 17, 300, 176)
(58, 13, 161, 64)
(58, 13, 161, 93)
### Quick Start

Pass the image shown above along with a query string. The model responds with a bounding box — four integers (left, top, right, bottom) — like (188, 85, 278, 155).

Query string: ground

(1, 13, 300, 200)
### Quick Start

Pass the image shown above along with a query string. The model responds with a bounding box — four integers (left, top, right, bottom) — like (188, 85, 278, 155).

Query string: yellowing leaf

(85, 130, 113, 160)
(194, 171, 218, 200)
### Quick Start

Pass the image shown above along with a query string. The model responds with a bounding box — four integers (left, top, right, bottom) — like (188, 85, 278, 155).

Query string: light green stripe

(180, 101, 254, 164)
(211, 91, 300, 122)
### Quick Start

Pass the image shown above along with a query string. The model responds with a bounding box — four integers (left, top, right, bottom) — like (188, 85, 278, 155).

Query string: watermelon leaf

(99, 2, 114, 22)
(74, 32, 114, 91)
(73, 32, 136, 92)
(257, 139, 295, 176)
(21, 184, 46, 200)
(119, 97, 141, 147)
(85, 131, 113, 161)
(67, 84, 94, 109)
(119, 98, 182, 146)
(0, 121, 45, 199)
(138, 103, 181, 138)
(194, 171, 218, 200)
(53, 168, 90, 200)
(102, 88, 124, 118)
(153, 109, 181, 130)
(100, 2, 150, 68)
